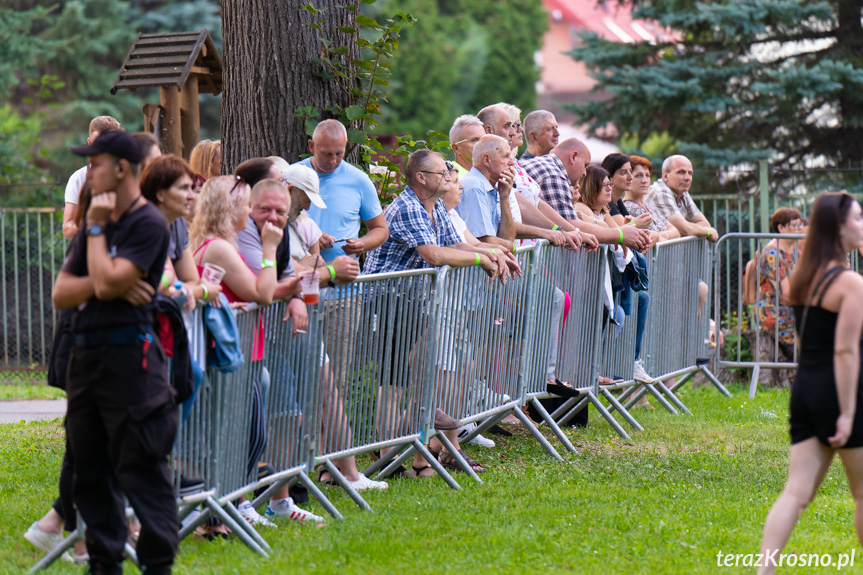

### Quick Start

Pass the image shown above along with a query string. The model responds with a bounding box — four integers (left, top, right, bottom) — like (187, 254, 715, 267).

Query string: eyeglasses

(418, 161, 455, 179)
(786, 221, 805, 230)
(452, 136, 481, 146)
(602, 181, 614, 189)
(229, 175, 245, 197)
(513, 122, 522, 132)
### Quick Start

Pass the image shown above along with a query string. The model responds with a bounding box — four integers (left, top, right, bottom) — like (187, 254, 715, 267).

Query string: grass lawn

(1, 384, 859, 574)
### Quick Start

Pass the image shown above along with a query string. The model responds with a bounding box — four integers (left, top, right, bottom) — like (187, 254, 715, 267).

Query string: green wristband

(474, 252, 481, 265)
(160, 274, 171, 290)
(618, 228, 624, 245)
(551, 224, 559, 231)
(327, 264, 336, 279)
(200, 283, 208, 300)
(706, 228, 712, 238)
(511, 244, 517, 254)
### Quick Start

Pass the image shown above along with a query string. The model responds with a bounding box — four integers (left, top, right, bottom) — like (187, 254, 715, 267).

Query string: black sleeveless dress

(790, 267, 863, 447)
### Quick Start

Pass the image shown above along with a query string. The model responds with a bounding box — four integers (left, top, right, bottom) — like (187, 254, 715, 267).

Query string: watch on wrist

(87, 224, 104, 237)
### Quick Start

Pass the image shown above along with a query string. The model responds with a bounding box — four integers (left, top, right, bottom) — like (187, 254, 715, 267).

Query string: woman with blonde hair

(187, 140, 221, 226)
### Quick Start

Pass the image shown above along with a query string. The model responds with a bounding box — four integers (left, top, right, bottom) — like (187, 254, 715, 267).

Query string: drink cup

(301, 271, 320, 305)
(201, 263, 226, 285)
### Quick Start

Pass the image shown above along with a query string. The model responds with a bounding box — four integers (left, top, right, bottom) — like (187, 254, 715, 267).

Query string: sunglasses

(229, 175, 245, 197)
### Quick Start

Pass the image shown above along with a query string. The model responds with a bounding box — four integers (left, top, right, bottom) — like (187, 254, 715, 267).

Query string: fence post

(759, 160, 769, 233)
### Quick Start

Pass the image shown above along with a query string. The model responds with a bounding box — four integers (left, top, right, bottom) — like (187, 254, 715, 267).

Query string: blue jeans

(635, 290, 650, 360)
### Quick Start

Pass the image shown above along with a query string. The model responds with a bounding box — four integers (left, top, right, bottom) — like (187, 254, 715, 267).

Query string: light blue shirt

(456, 167, 500, 239)
(298, 158, 383, 262)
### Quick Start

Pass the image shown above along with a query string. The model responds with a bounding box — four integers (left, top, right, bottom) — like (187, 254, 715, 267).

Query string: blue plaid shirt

(364, 186, 461, 275)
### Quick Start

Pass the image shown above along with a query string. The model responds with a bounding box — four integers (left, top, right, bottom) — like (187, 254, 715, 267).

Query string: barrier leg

(208, 497, 269, 556)
(668, 370, 695, 394)
(586, 392, 632, 441)
(295, 470, 344, 521)
(701, 366, 732, 397)
(375, 445, 416, 480)
(413, 439, 461, 491)
(435, 432, 482, 484)
(322, 459, 371, 511)
(249, 476, 290, 510)
(221, 498, 272, 553)
(510, 405, 563, 460)
(749, 365, 760, 399)
(599, 387, 643, 432)
(556, 397, 589, 427)
(365, 446, 404, 478)
(29, 524, 82, 573)
(529, 397, 577, 453)
(641, 383, 680, 415)
(655, 381, 692, 415)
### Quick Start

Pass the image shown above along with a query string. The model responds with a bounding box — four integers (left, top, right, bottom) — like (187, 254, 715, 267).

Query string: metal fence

(0, 208, 64, 372)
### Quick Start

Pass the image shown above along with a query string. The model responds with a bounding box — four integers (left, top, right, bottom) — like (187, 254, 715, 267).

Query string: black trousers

(66, 340, 178, 569)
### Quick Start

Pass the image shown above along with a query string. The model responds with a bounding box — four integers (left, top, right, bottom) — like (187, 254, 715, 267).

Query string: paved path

(0, 399, 66, 424)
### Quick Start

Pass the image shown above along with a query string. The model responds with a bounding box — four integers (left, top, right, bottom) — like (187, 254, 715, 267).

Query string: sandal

(439, 449, 485, 474)
(380, 464, 416, 479)
(412, 464, 435, 478)
(315, 467, 337, 485)
(598, 376, 624, 385)
(547, 378, 584, 398)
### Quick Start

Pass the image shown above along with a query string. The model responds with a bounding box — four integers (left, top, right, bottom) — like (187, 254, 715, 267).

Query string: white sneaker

(633, 359, 654, 383)
(238, 500, 277, 528)
(458, 423, 495, 448)
(346, 474, 388, 491)
(265, 497, 325, 524)
(24, 521, 63, 554)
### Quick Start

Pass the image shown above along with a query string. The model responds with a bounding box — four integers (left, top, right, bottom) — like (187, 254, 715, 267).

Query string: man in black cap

(53, 129, 176, 575)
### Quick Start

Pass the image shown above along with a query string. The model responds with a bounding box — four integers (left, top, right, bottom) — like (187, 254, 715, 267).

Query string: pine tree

(568, 0, 863, 191)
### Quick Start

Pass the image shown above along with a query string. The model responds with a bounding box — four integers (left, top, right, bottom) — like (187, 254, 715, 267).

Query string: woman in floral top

(758, 208, 803, 344)
(756, 208, 803, 388)
(623, 155, 680, 249)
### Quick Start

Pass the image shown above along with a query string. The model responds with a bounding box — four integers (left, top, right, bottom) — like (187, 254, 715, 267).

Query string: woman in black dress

(758, 192, 863, 574)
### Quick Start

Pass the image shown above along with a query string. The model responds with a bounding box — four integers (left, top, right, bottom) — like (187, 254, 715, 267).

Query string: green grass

(0, 385, 66, 401)
(1, 385, 860, 574)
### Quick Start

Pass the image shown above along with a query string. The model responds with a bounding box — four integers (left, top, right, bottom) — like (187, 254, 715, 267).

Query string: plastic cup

(201, 262, 226, 285)
(301, 271, 320, 305)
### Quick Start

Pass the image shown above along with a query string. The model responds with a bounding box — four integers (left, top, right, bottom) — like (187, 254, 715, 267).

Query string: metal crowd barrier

(429, 245, 564, 479)
(714, 233, 804, 398)
(620, 237, 729, 414)
(312, 271, 462, 491)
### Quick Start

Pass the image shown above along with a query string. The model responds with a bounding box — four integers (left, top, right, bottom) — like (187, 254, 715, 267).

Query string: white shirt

(448, 208, 469, 243)
(288, 212, 323, 260)
(64, 165, 88, 204)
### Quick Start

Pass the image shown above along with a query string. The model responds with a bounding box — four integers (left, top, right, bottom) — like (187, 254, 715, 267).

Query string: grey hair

(449, 114, 483, 145)
(523, 110, 556, 140)
(472, 135, 509, 168)
(312, 119, 347, 141)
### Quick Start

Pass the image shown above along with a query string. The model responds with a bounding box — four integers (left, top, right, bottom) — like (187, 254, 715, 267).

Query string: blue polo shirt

(298, 158, 382, 262)
(456, 167, 501, 239)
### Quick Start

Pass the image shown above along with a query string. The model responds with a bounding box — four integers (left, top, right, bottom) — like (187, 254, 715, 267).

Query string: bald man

(646, 155, 718, 242)
(297, 119, 389, 262)
(523, 138, 650, 250)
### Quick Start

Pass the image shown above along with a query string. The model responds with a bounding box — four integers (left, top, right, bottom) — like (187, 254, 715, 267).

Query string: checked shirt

(521, 153, 579, 221)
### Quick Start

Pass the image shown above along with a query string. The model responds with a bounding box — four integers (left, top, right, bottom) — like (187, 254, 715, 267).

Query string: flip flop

(412, 464, 435, 478)
(547, 378, 584, 398)
(439, 449, 485, 474)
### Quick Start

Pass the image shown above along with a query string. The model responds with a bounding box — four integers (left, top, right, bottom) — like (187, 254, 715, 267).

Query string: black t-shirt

(169, 217, 189, 264)
(63, 201, 170, 333)
(608, 199, 629, 217)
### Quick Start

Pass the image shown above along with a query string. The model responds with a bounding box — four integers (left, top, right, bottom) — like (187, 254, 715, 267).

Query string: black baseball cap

(71, 129, 142, 164)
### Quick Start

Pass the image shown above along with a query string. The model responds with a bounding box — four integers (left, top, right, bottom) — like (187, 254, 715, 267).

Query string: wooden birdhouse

(111, 29, 222, 160)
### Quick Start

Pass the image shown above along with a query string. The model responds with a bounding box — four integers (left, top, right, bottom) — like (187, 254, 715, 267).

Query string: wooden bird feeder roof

(110, 29, 222, 95)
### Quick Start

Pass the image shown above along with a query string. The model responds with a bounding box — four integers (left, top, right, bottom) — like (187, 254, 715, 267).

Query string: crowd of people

(32, 105, 725, 574)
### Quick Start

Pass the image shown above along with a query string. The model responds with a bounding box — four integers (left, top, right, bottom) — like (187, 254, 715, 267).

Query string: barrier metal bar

(174, 306, 271, 555)
(307, 269, 459, 490)
(632, 237, 728, 411)
(714, 233, 804, 398)
(246, 301, 346, 516)
(431, 244, 563, 473)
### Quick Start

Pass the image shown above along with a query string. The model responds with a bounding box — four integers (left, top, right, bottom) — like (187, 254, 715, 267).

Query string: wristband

(491, 249, 499, 254)
(261, 258, 276, 269)
(327, 264, 336, 279)
(628, 221, 636, 226)
(706, 228, 712, 238)
(511, 244, 517, 254)
(160, 274, 171, 290)
(200, 283, 209, 300)
(618, 228, 624, 245)
(474, 252, 481, 266)
(551, 224, 559, 231)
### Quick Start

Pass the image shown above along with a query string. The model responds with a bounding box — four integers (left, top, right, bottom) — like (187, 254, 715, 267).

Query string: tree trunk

(220, 0, 356, 174)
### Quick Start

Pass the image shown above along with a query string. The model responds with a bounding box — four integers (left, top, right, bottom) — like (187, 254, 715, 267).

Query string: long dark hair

(789, 192, 856, 305)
